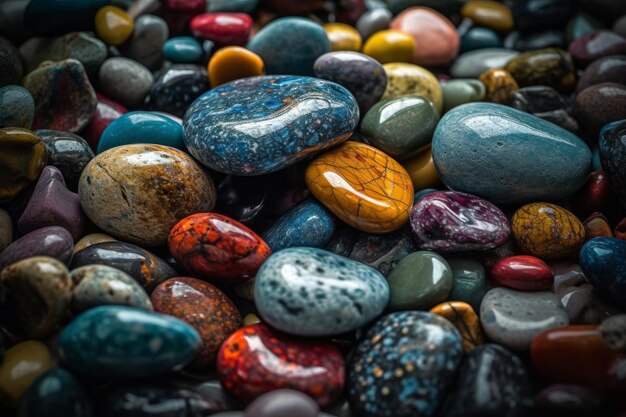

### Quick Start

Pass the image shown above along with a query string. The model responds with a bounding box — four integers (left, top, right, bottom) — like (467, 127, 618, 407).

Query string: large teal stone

(163, 37, 203, 64)
(58, 306, 201, 379)
(460, 27, 502, 53)
(432, 103, 592, 205)
(247, 17, 330, 76)
(580, 237, 626, 303)
(98, 111, 185, 154)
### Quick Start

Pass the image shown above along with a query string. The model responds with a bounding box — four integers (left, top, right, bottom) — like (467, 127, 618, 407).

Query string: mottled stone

(119, 15, 169, 69)
(381, 63, 442, 113)
(150, 64, 209, 118)
(99, 57, 154, 108)
(348, 228, 416, 276)
(600, 119, 626, 208)
(450, 48, 518, 79)
(569, 30, 626, 66)
(600, 314, 626, 351)
(576, 82, 626, 138)
(430, 301, 485, 352)
(504, 48, 575, 92)
(35, 130, 94, 190)
(479, 68, 519, 104)
(0, 85, 35, 129)
(0, 226, 73, 269)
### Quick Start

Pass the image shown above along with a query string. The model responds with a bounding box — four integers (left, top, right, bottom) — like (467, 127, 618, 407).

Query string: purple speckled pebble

(0, 225, 74, 269)
(409, 191, 511, 253)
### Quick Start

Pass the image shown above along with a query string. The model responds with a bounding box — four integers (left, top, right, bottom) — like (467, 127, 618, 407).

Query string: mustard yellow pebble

(95, 5, 134, 46)
(324, 22, 363, 51)
(208, 46, 265, 88)
(363, 29, 416, 64)
(401, 147, 442, 190)
(382, 62, 443, 113)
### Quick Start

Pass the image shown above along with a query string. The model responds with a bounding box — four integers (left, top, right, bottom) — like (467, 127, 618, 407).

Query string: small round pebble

(0, 85, 35, 129)
(99, 57, 154, 108)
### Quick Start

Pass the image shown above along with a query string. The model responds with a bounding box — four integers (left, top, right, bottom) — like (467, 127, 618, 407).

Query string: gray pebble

(120, 15, 169, 69)
(356, 8, 392, 41)
(99, 57, 154, 108)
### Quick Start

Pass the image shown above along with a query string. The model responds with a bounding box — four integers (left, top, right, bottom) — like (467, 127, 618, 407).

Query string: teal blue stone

(247, 17, 330, 76)
(460, 27, 502, 53)
(592, 146, 602, 170)
(58, 306, 201, 379)
(98, 111, 185, 154)
(580, 237, 626, 303)
(24, 0, 110, 33)
(432, 103, 592, 205)
(0, 85, 35, 129)
(163, 37, 203, 64)
(207, 0, 259, 12)
(446, 258, 486, 311)
(18, 368, 94, 417)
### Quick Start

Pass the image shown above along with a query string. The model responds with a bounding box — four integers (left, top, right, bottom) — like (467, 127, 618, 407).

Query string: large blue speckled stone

(183, 75, 359, 175)
(348, 311, 463, 417)
(579, 237, 626, 303)
(599, 119, 626, 208)
(58, 306, 201, 379)
(254, 247, 389, 336)
(432, 103, 592, 205)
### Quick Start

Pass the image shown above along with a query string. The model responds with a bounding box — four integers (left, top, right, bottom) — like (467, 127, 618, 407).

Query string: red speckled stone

(151, 277, 241, 368)
(168, 212, 271, 284)
(190, 13, 253, 47)
(81, 93, 127, 151)
(216, 323, 345, 407)
(165, 0, 206, 12)
(491, 255, 554, 291)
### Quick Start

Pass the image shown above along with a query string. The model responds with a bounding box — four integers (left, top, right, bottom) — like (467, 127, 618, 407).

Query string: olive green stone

(361, 95, 439, 159)
(441, 79, 486, 113)
(386, 250, 453, 310)
(504, 48, 575, 92)
(446, 257, 486, 311)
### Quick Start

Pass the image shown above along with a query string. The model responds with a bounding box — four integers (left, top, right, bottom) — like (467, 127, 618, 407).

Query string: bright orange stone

(95, 5, 134, 46)
(430, 301, 485, 352)
(208, 46, 265, 88)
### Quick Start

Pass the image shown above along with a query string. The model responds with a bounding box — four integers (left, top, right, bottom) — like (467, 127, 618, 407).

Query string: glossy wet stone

(306, 141, 414, 233)
(0, 86, 34, 129)
(348, 311, 463, 417)
(432, 103, 592, 205)
(59, 306, 201, 379)
(460, 27, 502, 52)
(580, 237, 626, 303)
(577, 55, 626, 93)
(247, 17, 330, 76)
(0, 127, 47, 203)
(36, 130, 94, 190)
(184, 75, 358, 176)
(583, 212, 613, 239)
(381, 63, 443, 113)
(164, 36, 203, 63)
(356, 8, 393, 40)
(491, 255, 554, 291)
(0, 341, 53, 407)
(262, 199, 335, 252)
(480, 287, 569, 350)
(0, 226, 73, 269)
(191, 12, 253, 47)
(479, 68, 519, 104)
(430, 301, 484, 352)
(569, 30, 626, 67)
(70, 264, 152, 312)
(461, 0, 513, 32)
(245, 389, 319, 417)
(576, 83, 626, 138)
(82, 94, 127, 151)
(450, 48, 518, 79)
(72, 234, 116, 254)
(512, 86, 579, 131)
(1, 256, 71, 338)
(150, 64, 209, 117)
(441, 344, 533, 417)
(314, 51, 387, 114)
(446, 258, 486, 311)
(94, 6, 133, 46)
(348, 228, 416, 276)
(362, 29, 415, 64)
(572, 170, 611, 218)
(600, 120, 626, 208)
(402, 148, 442, 191)
(217, 323, 345, 407)
(151, 277, 241, 368)
(119, 14, 169, 69)
(255, 247, 389, 336)
(0, 37, 23, 87)
(504, 48, 575, 92)
(535, 384, 605, 417)
(79, 144, 215, 247)
(441, 79, 485, 112)
(99, 57, 154, 108)
(324, 22, 362, 52)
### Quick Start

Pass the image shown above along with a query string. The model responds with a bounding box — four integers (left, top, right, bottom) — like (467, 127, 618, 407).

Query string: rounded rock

(95, 5, 134, 46)
(99, 57, 154, 108)
(0, 127, 47, 203)
(430, 301, 485, 352)
(163, 36, 203, 63)
(244, 389, 319, 417)
(0, 85, 35, 129)
(381, 63, 442, 113)
(362, 29, 415, 64)
(491, 255, 554, 291)
(324, 22, 362, 52)
(575, 82, 626, 138)
(208, 46, 265, 88)
(0, 341, 53, 407)
(579, 237, 626, 303)
(0, 226, 73, 269)
(36, 130, 94, 190)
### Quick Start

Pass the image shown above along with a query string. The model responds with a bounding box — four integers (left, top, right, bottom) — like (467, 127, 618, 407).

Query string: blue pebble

(255, 247, 390, 336)
(460, 27, 502, 53)
(98, 111, 185, 153)
(414, 188, 439, 202)
(579, 237, 626, 303)
(0, 85, 35, 129)
(599, 119, 626, 208)
(262, 199, 336, 252)
(207, 0, 259, 12)
(163, 37, 203, 64)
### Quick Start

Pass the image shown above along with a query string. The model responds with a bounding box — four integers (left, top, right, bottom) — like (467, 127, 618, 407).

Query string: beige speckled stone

(382, 63, 443, 114)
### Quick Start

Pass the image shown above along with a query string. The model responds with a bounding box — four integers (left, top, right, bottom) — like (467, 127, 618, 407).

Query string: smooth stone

(356, 8, 393, 40)
(362, 29, 416, 64)
(446, 258, 486, 311)
(58, 306, 201, 379)
(127, 0, 160, 18)
(0, 226, 73, 269)
(163, 36, 203, 63)
(386, 250, 453, 310)
(512, 0, 574, 32)
(511, 85, 579, 131)
(190, 12, 253, 47)
(245, 390, 319, 417)
(79, 144, 216, 247)
(599, 119, 626, 208)
(18, 368, 94, 417)
(208, 46, 265, 88)
(583, 212, 613, 239)
(95, 6, 133, 46)
(0, 208, 11, 251)
(504, 48, 575, 92)
(441, 344, 533, 417)
(402, 148, 442, 190)
(73, 233, 116, 254)
(410, 191, 510, 252)
(150, 64, 209, 118)
(99, 57, 154, 108)
(183, 75, 358, 176)
(325, 22, 362, 51)
(450, 48, 518, 79)
(22, 59, 97, 133)
(305, 141, 414, 233)
(206, 0, 258, 12)
(0, 341, 53, 407)
(0, 37, 23, 87)
(432, 103, 592, 205)
(361, 95, 439, 159)
(262, 199, 336, 252)
(151, 277, 241, 367)
(504, 29, 566, 52)
(98, 111, 184, 153)
(430, 301, 485, 352)
(18, 32, 107, 75)
(576, 82, 626, 138)
(535, 384, 605, 417)
(81, 93, 127, 150)
(119, 14, 168, 69)
(247, 17, 330, 76)
(70, 241, 176, 291)
(348, 311, 463, 417)
(35, 130, 94, 190)
(479, 68, 519, 104)
(348, 228, 416, 276)
(381, 63, 442, 114)
(0, 86, 35, 129)
(600, 314, 626, 351)
(254, 247, 389, 336)
(567, 11, 605, 43)
(217, 323, 344, 407)
(577, 55, 626, 93)
(314, 51, 387, 115)
(390, 7, 459, 66)
(480, 287, 569, 350)
(491, 255, 554, 291)
(460, 27, 502, 52)
(441, 79, 485, 113)
(415, 188, 438, 201)
(461, 0, 513, 31)
(579, 237, 626, 303)
(70, 264, 152, 312)
(195, 379, 241, 412)
(568, 30, 626, 67)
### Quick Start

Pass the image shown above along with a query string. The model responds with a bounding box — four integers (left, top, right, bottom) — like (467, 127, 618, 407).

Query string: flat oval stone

(306, 141, 414, 233)
(579, 237, 626, 303)
(381, 63, 442, 113)
(217, 323, 345, 407)
(386, 250, 453, 310)
(461, 0, 513, 31)
(79, 144, 216, 246)
(441, 79, 486, 113)
(348, 311, 463, 417)
(99, 57, 154, 108)
(480, 287, 569, 350)
(314, 51, 387, 114)
(569, 30, 626, 66)
(254, 247, 389, 336)
(0, 127, 46, 204)
(599, 119, 626, 208)
(577, 55, 626, 93)
(151, 277, 241, 367)
(446, 258, 486, 311)
(450, 48, 518, 79)
(362, 29, 416, 64)
(432, 103, 592, 205)
(0, 85, 34, 129)
(247, 17, 330, 76)
(58, 306, 201, 379)
(150, 64, 209, 118)
(184, 75, 358, 175)
(460, 27, 502, 52)
(244, 389, 319, 417)
(208, 46, 265, 88)
(163, 36, 203, 63)
(0, 341, 53, 407)
(575, 82, 626, 138)
(505, 29, 566, 51)
(356, 8, 393, 40)
(430, 301, 485, 352)
(324, 22, 363, 52)
(491, 255, 554, 291)
(36, 130, 94, 190)
(348, 228, 416, 276)
(504, 48, 575, 92)
(0, 226, 73, 269)
(119, 14, 169, 69)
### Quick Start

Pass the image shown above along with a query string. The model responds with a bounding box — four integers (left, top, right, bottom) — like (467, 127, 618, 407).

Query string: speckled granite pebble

(0, 85, 35, 129)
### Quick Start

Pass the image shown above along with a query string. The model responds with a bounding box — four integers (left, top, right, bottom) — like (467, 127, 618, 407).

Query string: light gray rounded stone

(99, 57, 154, 108)
(450, 48, 519, 78)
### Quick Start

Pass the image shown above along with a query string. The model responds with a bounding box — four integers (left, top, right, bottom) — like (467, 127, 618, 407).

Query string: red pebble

(81, 93, 127, 151)
(573, 170, 610, 218)
(584, 212, 614, 240)
(165, 0, 206, 12)
(168, 212, 271, 284)
(190, 13, 253, 46)
(217, 323, 345, 407)
(491, 255, 554, 291)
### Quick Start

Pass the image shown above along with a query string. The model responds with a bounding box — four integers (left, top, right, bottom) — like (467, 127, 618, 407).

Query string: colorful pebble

(208, 46, 265, 88)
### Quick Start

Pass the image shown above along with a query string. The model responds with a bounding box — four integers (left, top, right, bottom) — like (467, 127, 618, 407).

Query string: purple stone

(0, 225, 73, 269)
(244, 389, 319, 417)
(568, 30, 626, 66)
(409, 191, 511, 253)
(17, 165, 86, 240)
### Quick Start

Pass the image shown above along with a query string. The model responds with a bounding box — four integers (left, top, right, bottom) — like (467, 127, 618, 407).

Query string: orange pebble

(208, 46, 265, 88)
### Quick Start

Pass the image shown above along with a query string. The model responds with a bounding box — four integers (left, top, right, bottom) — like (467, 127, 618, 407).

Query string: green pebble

(441, 79, 485, 113)
(446, 258, 486, 311)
